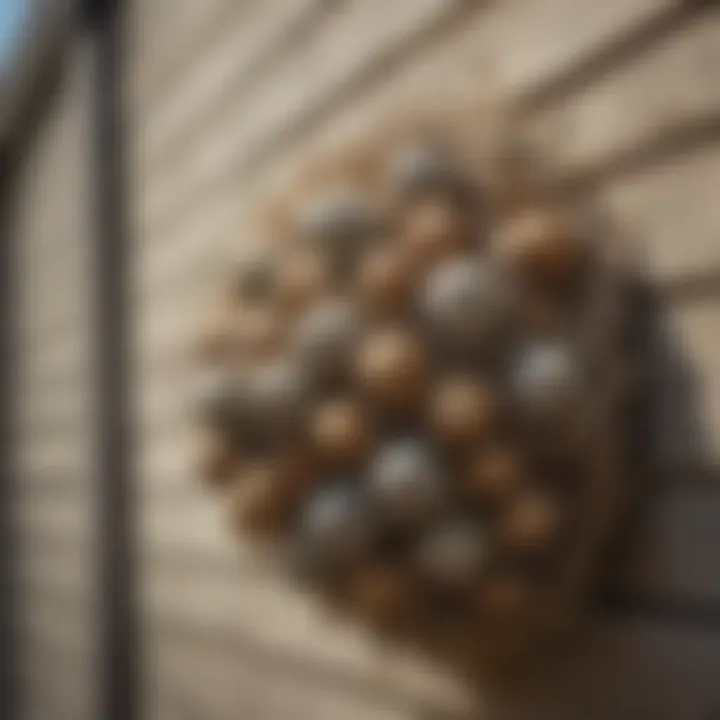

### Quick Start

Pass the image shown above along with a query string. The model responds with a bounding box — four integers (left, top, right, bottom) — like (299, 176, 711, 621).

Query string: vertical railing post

(0, 146, 20, 720)
(86, 1, 138, 719)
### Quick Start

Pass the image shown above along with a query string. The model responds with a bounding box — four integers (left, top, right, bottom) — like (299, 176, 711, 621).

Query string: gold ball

(356, 328, 428, 410)
(357, 246, 413, 317)
(236, 306, 285, 359)
(347, 564, 419, 632)
(310, 399, 373, 466)
(277, 252, 329, 314)
(466, 444, 523, 504)
(496, 207, 584, 286)
(275, 444, 322, 499)
(402, 199, 466, 271)
(519, 292, 567, 335)
(193, 427, 239, 488)
(477, 573, 529, 619)
(232, 253, 276, 302)
(499, 492, 560, 552)
(293, 298, 361, 382)
(429, 376, 495, 446)
(228, 464, 293, 539)
(195, 307, 236, 364)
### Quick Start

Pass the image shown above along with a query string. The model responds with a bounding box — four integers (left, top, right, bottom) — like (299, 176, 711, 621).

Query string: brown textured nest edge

(192, 104, 645, 682)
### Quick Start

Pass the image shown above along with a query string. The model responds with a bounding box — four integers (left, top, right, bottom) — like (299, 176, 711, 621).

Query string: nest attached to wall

(192, 109, 645, 681)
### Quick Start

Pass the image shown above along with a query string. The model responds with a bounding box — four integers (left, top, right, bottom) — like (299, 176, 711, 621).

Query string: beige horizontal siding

(654, 297, 720, 467)
(131, 0, 248, 109)
(135, 0, 469, 237)
(132, 0, 685, 303)
(526, 13, 720, 181)
(127, 0, 720, 718)
(139, 0, 325, 170)
(600, 144, 720, 285)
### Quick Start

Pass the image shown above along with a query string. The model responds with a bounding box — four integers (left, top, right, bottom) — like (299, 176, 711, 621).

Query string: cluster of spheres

(194, 137, 639, 675)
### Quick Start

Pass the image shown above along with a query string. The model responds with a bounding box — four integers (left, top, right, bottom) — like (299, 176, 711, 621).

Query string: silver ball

(391, 143, 459, 195)
(510, 341, 584, 423)
(293, 298, 361, 382)
(300, 482, 373, 571)
(368, 439, 445, 527)
(234, 253, 276, 301)
(248, 360, 308, 435)
(416, 518, 488, 586)
(299, 190, 376, 268)
(422, 258, 507, 348)
(190, 368, 248, 431)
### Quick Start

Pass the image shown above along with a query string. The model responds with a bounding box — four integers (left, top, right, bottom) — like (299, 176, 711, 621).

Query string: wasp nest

(193, 128, 643, 678)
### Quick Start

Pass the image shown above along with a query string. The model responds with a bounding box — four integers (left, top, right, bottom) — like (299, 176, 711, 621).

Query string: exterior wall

(10, 1, 720, 719)
(127, 2, 720, 717)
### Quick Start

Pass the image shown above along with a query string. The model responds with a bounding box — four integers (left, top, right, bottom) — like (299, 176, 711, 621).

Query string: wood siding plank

(527, 13, 720, 183)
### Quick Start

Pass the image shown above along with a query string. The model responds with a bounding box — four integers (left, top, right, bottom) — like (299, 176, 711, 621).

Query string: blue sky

(0, 0, 29, 71)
